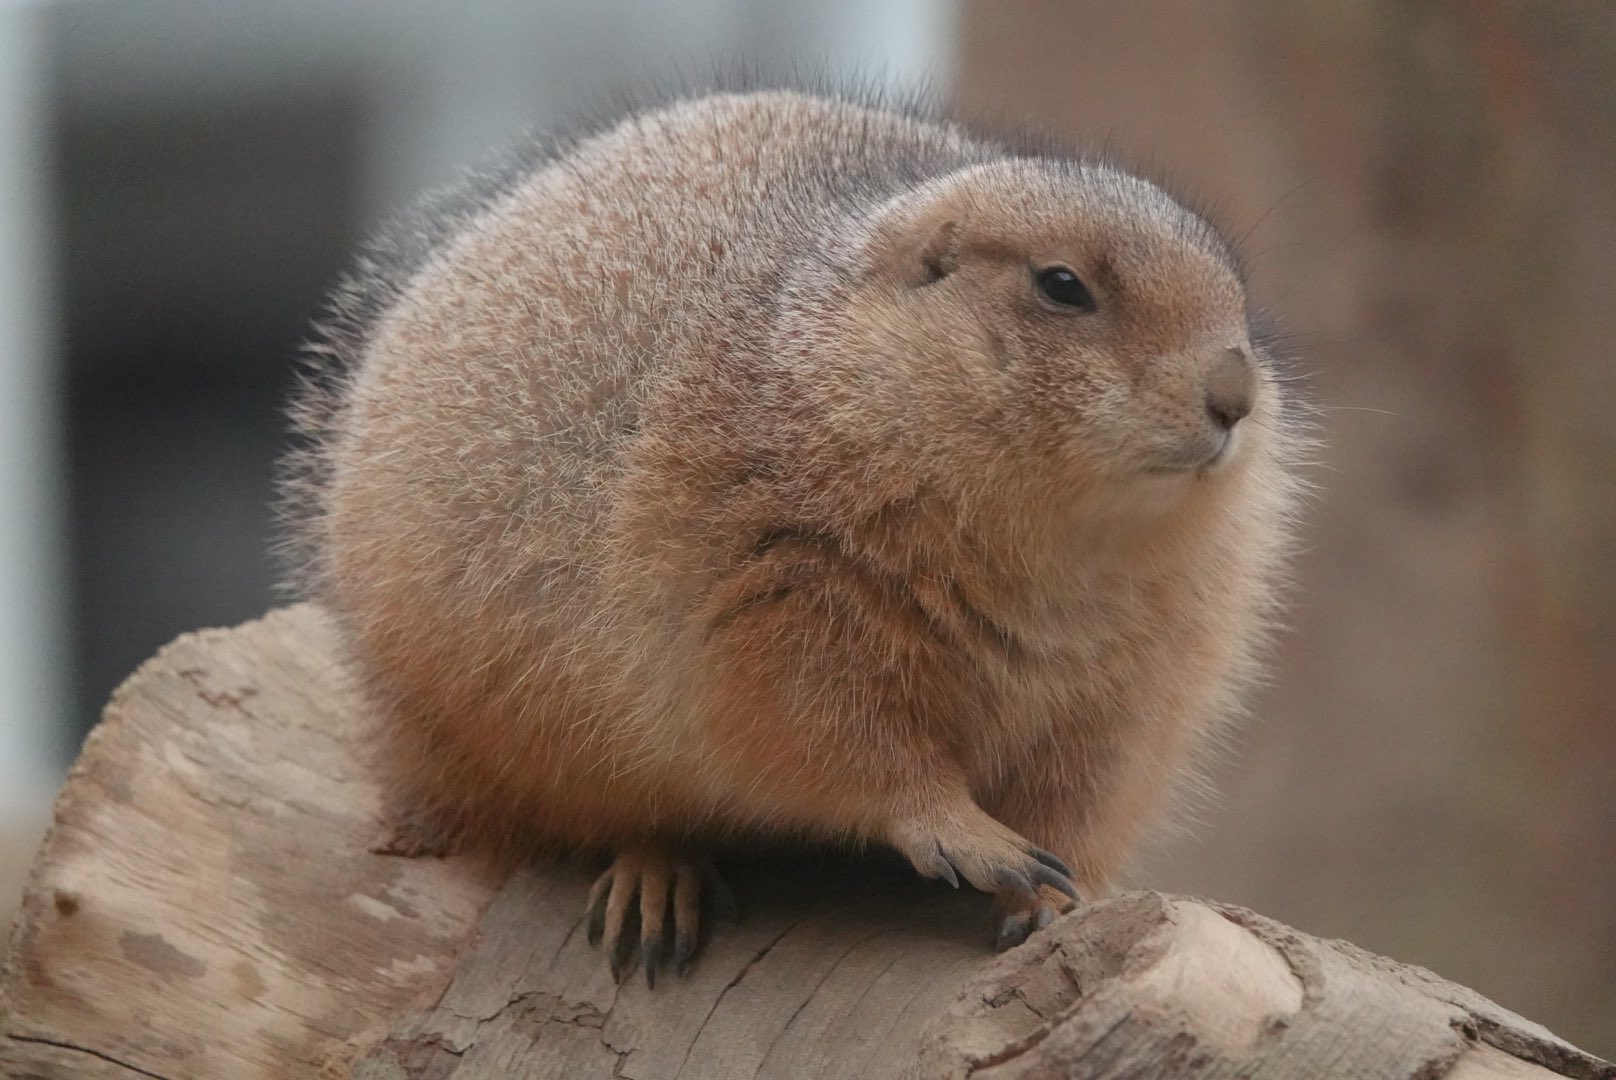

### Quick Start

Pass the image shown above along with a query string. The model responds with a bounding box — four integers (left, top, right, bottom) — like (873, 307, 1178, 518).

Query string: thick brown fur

(279, 89, 1303, 973)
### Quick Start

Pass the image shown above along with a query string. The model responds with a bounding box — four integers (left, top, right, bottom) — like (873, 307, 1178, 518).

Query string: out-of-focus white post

(0, 2, 67, 818)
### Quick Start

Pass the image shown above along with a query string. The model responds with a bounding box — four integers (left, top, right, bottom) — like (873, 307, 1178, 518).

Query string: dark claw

(673, 928, 698, 976)
(1029, 861, 1081, 902)
(1034, 904, 1056, 931)
(609, 929, 638, 985)
(586, 895, 607, 947)
(995, 865, 1034, 896)
(1030, 846, 1076, 880)
(931, 843, 961, 889)
(643, 925, 668, 989)
(915, 842, 959, 889)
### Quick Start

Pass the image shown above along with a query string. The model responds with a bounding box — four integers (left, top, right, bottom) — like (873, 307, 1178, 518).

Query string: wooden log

(1, 605, 1610, 1079)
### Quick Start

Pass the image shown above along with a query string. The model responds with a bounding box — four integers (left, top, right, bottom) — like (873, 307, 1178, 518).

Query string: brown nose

(1204, 346, 1256, 431)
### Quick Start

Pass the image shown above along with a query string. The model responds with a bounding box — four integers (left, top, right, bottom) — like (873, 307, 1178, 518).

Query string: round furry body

(279, 89, 1302, 980)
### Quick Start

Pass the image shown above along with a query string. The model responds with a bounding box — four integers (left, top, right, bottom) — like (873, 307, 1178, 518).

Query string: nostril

(1205, 389, 1252, 430)
(1203, 346, 1256, 431)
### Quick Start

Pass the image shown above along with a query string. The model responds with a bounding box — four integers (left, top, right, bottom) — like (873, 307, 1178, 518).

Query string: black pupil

(1037, 267, 1096, 311)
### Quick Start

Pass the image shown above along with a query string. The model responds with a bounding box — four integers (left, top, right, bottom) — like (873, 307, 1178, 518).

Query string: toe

(1027, 858, 1081, 902)
(585, 870, 612, 947)
(673, 864, 701, 974)
(1030, 847, 1076, 880)
(639, 863, 671, 989)
(603, 869, 640, 983)
(993, 864, 1036, 897)
(993, 900, 1056, 951)
(994, 909, 1035, 951)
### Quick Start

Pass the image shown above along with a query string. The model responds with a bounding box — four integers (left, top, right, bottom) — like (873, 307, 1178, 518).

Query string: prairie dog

(280, 89, 1300, 984)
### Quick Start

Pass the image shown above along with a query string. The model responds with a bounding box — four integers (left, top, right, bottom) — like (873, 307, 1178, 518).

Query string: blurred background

(1, 0, 1611, 1058)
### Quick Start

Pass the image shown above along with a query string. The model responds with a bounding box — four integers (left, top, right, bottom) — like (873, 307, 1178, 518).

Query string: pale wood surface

(1, 605, 1610, 1079)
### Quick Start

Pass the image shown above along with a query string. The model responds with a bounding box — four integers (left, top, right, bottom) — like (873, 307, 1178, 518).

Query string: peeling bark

(1, 606, 1610, 1079)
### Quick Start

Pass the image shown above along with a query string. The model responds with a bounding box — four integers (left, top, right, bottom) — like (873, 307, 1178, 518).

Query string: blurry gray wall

(0, 5, 66, 822)
(40, 0, 958, 744)
(0, 0, 956, 925)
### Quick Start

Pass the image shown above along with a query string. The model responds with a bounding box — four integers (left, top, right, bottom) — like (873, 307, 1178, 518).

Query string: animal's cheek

(1103, 362, 1210, 446)
(1028, 380, 1197, 481)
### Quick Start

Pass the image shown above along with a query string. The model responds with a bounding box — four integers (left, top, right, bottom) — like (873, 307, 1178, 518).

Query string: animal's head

(820, 157, 1281, 526)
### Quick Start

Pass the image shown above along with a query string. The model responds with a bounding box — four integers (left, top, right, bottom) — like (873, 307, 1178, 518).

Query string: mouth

(1150, 429, 1236, 476)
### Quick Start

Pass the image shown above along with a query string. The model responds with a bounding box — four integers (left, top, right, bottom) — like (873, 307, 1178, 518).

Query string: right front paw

(889, 810, 1080, 906)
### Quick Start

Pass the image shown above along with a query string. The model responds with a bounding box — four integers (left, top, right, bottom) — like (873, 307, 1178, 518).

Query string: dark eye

(1035, 266, 1097, 312)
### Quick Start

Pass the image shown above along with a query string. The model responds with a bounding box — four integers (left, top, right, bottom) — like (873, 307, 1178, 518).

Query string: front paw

(584, 847, 736, 988)
(889, 810, 1081, 906)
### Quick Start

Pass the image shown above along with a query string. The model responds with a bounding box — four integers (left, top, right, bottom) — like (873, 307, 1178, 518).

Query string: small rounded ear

(911, 217, 959, 286)
(862, 186, 964, 289)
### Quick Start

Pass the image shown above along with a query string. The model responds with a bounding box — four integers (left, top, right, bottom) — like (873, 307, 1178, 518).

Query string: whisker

(1316, 405, 1408, 419)
(1233, 179, 1313, 250)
